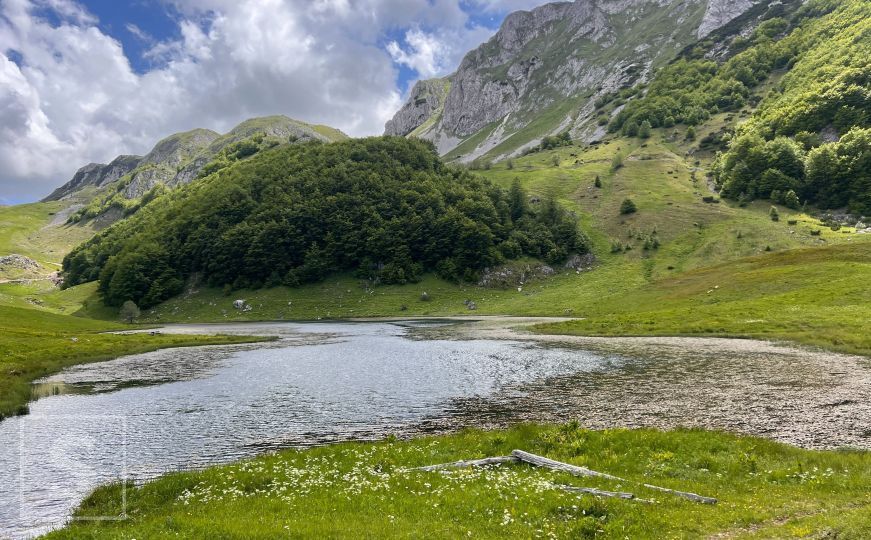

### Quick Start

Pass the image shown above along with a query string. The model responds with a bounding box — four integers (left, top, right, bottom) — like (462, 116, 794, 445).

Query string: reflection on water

(0, 321, 868, 539)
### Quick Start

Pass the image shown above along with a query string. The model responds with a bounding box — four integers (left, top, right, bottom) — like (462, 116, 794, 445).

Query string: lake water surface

(1, 320, 868, 539)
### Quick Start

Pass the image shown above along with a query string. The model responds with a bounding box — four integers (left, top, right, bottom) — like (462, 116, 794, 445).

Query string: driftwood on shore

(408, 449, 718, 505)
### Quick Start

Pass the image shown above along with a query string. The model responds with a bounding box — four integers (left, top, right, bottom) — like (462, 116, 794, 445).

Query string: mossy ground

(46, 425, 871, 539)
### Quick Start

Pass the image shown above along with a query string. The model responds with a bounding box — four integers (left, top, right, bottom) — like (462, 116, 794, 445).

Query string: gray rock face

(385, 79, 450, 137)
(386, 0, 765, 161)
(121, 128, 220, 198)
(0, 254, 40, 272)
(142, 129, 220, 169)
(43, 155, 142, 201)
(45, 116, 346, 205)
(698, 0, 761, 38)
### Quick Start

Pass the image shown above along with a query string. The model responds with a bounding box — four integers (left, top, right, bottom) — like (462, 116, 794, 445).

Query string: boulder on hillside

(0, 254, 40, 272)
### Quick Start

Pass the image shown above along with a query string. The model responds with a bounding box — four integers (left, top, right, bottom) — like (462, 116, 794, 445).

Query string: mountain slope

(43, 155, 144, 202)
(44, 116, 348, 207)
(385, 0, 768, 162)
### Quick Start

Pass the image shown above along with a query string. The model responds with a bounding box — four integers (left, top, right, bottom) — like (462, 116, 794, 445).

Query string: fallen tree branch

(512, 450, 717, 505)
(642, 484, 718, 505)
(407, 456, 519, 472)
(511, 450, 625, 481)
(408, 449, 717, 505)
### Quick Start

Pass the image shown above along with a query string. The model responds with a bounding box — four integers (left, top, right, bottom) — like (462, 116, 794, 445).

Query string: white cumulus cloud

(0, 0, 554, 202)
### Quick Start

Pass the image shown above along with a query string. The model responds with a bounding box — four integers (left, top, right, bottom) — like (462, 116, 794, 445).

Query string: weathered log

(409, 450, 717, 506)
(556, 485, 635, 500)
(513, 450, 717, 505)
(511, 450, 625, 481)
(408, 456, 519, 472)
(642, 484, 718, 505)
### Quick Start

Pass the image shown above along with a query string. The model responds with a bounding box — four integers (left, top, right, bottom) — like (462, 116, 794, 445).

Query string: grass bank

(0, 305, 267, 419)
(133, 240, 871, 357)
(48, 425, 871, 539)
(534, 242, 871, 357)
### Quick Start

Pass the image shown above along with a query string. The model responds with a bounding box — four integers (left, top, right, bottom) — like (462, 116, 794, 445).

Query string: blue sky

(76, 0, 182, 73)
(0, 0, 551, 203)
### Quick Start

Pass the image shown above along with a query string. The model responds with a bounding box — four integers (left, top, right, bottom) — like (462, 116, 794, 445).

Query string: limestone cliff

(386, 0, 766, 162)
(385, 79, 450, 137)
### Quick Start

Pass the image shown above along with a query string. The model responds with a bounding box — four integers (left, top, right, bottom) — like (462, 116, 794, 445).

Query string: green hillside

(62, 137, 587, 308)
(0, 201, 97, 280)
(611, 0, 870, 211)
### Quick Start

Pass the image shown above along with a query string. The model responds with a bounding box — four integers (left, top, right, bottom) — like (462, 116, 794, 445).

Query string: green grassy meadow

(0, 201, 96, 278)
(46, 425, 871, 539)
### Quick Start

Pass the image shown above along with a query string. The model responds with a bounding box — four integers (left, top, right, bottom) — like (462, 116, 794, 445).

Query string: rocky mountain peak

(45, 116, 347, 204)
(386, 0, 766, 162)
(385, 79, 451, 137)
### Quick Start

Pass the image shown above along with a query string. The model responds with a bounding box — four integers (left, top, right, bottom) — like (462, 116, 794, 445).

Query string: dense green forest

(607, 0, 871, 213)
(63, 138, 589, 308)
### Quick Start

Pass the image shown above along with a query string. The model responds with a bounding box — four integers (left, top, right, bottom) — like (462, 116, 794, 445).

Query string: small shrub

(420, 292, 431, 302)
(539, 131, 572, 151)
(594, 175, 602, 188)
(783, 190, 800, 210)
(611, 153, 625, 172)
(769, 206, 780, 222)
(119, 300, 141, 324)
(643, 235, 660, 251)
(638, 120, 652, 139)
(810, 229, 822, 236)
(620, 199, 638, 215)
(787, 220, 798, 226)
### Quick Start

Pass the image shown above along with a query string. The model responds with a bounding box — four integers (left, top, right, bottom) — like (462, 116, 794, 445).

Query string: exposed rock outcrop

(45, 116, 347, 204)
(385, 79, 450, 137)
(386, 0, 766, 162)
(43, 155, 142, 201)
(0, 254, 40, 272)
(698, 0, 760, 37)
